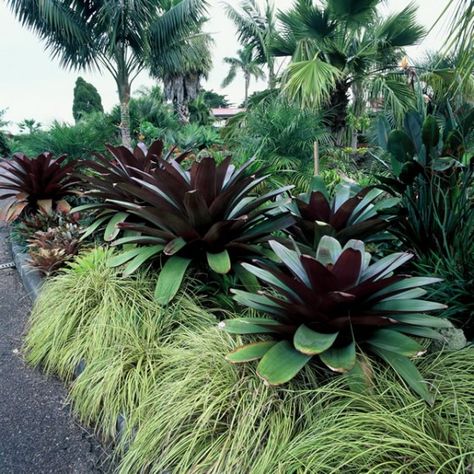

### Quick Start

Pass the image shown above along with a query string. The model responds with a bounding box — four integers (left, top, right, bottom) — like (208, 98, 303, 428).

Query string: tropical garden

(0, 0, 473, 472)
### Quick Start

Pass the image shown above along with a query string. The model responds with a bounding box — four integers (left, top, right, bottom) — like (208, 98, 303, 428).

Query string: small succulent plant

(0, 152, 79, 221)
(220, 236, 450, 403)
(28, 223, 82, 275)
(285, 177, 397, 251)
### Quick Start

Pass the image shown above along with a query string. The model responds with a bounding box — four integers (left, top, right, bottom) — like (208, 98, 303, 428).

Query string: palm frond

(282, 55, 342, 108)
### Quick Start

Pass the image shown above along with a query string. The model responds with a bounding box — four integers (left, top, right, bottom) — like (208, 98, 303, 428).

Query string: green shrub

(11, 113, 117, 160)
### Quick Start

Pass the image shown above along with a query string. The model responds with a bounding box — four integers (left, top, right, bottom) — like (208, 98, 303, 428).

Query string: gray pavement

(0, 224, 107, 473)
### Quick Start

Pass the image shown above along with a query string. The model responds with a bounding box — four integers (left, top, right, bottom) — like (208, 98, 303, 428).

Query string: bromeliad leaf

(226, 341, 277, 363)
(226, 237, 448, 401)
(293, 325, 338, 355)
(154, 256, 192, 305)
(207, 250, 231, 274)
(256, 341, 312, 385)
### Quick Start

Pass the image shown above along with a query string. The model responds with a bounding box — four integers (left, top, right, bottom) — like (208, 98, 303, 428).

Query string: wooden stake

(313, 141, 319, 176)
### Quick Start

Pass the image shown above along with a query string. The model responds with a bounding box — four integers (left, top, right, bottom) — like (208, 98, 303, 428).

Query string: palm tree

(224, 0, 277, 89)
(221, 47, 265, 106)
(7, 0, 207, 148)
(430, 0, 474, 94)
(150, 18, 213, 124)
(272, 0, 425, 141)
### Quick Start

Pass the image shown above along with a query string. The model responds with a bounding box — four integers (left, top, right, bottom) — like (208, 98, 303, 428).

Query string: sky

(0, 0, 456, 131)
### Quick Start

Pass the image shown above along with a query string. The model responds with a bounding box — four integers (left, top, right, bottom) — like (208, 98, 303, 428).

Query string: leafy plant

(82, 154, 294, 304)
(76, 139, 190, 241)
(378, 112, 474, 257)
(11, 208, 81, 246)
(285, 176, 397, 251)
(220, 236, 450, 403)
(10, 112, 117, 160)
(0, 151, 79, 221)
(28, 222, 82, 275)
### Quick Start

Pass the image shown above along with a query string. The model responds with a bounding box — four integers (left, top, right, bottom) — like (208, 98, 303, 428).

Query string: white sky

(0, 0, 455, 130)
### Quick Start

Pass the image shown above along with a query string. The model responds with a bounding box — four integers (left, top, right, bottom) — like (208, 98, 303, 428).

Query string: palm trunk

(118, 84, 132, 149)
(116, 53, 132, 150)
(351, 81, 364, 150)
(268, 58, 276, 89)
(244, 72, 250, 106)
(328, 80, 350, 146)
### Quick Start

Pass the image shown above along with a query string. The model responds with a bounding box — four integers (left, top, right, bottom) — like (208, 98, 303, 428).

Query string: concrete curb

(9, 235, 43, 301)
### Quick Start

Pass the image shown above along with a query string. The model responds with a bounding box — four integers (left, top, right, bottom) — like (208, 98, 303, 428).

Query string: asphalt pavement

(0, 223, 106, 473)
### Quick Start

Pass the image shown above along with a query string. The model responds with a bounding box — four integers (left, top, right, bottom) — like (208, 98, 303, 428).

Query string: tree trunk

(244, 72, 250, 106)
(118, 82, 132, 150)
(328, 80, 350, 146)
(268, 58, 276, 89)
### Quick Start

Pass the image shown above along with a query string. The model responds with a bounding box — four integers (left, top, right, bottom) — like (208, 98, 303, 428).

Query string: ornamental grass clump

(80, 150, 294, 304)
(221, 236, 450, 403)
(117, 325, 474, 473)
(285, 176, 397, 251)
(25, 247, 215, 439)
(0, 151, 79, 221)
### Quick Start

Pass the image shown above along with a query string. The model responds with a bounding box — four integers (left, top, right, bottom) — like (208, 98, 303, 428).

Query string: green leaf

(367, 329, 422, 357)
(319, 341, 356, 373)
(226, 341, 277, 363)
(219, 317, 285, 335)
(371, 347, 434, 405)
(164, 237, 187, 256)
(293, 325, 338, 355)
(390, 325, 444, 341)
(154, 256, 192, 305)
(233, 263, 260, 292)
(256, 340, 312, 385)
(389, 313, 452, 328)
(370, 277, 442, 299)
(387, 130, 415, 164)
(108, 248, 144, 268)
(104, 212, 128, 241)
(122, 245, 164, 277)
(344, 356, 373, 394)
(207, 250, 231, 274)
(373, 299, 447, 312)
(316, 235, 342, 265)
(269, 241, 309, 286)
(80, 214, 111, 241)
(422, 115, 440, 150)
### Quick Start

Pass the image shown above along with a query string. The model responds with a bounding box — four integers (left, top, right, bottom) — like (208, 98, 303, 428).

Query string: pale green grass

(25, 247, 216, 439)
(24, 248, 474, 473)
(118, 327, 474, 474)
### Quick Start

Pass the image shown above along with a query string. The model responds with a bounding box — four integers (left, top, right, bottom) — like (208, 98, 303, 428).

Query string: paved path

(0, 224, 106, 473)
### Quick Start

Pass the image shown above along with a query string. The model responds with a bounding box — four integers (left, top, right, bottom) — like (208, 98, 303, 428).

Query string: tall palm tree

(150, 17, 213, 124)
(272, 0, 425, 141)
(224, 0, 277, 89)
(221, 47, 265, 106)
(7, 0, 207, 148)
